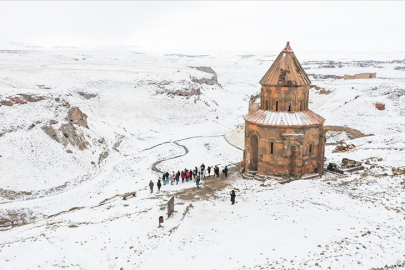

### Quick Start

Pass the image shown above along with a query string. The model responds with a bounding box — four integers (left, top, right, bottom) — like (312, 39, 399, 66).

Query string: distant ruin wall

(344, 73, 376, 80)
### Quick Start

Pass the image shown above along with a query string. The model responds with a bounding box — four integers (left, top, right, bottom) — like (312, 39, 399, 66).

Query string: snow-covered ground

(0, 49, 404, 269)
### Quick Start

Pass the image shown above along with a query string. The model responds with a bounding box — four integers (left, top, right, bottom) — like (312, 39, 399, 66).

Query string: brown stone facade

(260, 85, 309, 112)
(244, 123, 325, 180)
(344, 73, 376, 80)
(243, 42, 326, 180)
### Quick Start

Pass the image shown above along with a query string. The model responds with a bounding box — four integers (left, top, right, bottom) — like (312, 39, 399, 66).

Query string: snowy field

(1, 49, 405, 269)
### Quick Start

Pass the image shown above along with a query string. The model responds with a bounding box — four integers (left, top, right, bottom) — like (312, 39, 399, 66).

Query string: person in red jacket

(185, 170, 190, 181)
(181, 171, 185, 183)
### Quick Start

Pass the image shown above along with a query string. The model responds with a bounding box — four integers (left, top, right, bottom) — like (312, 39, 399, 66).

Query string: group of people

(148, 163, 230, 193)
(148, 162, 237, 205)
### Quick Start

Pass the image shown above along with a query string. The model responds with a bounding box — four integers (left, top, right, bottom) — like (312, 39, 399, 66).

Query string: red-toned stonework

(243, 42, 326, 180)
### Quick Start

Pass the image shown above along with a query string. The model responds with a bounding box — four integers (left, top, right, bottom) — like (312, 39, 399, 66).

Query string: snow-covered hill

(0, 50, 404, 269)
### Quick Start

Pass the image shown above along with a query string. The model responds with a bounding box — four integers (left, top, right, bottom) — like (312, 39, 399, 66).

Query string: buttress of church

(243, 42, 326, 180)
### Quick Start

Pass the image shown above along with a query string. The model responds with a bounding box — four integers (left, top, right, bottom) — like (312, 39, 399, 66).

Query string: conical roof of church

(259, 42, 311, 86)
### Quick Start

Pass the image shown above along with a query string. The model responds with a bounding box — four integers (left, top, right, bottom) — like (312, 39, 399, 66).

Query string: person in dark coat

(162, 173, 166, 185)
(200, 163, 205, 177)
(207, 166, 211, 176)
(214, 166, 220, 177)
(165, 172, 169, 184)
(157, 179, 162, 192)
(149, 180, 154, 193)
(230, 190, 236, 205)
(181, 171, 185, 183)
(224, 166, 229, 178)
(176, 170, 180, 185)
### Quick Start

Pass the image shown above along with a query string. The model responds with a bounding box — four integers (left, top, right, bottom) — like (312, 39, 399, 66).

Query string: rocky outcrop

(0, 208, 44, 228)
(43, 107, 90, 150)
(332, 140, 355, 152)
(190, 66, 220, 86)
(375, 103, 385, 110)
(98, 151, 109, 164)
(42, 124, 89, 150)
(60, 123, 90, 150)
(167, 88, 200, 97)
(66, 107, 88, 128)
(77, 92, 97, 99)
(189, 66, 216, 75)
(319, 89, 332, 95)
(191, 76, 219, 86)
(1, 100, 13, 106)
(1, 94, 45, 106)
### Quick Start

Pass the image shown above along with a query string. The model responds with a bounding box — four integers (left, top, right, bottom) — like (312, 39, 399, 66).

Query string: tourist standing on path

(149, 180, 154, 193)
(165, 172, 169, 184)
(207, 166, 211, 176)
(230, 190, 236, 205)
(200, 163, 206, 178)
(181, 171, 185, 183)
(196, 175, 200, 188)
(157, 179, 162, 192)
(176, 170, 180, 185)
(171, 171, 175, 185)
(224, 166, 229, 178)
(186, 170, 190, 181)
(214, 165, 220, 177)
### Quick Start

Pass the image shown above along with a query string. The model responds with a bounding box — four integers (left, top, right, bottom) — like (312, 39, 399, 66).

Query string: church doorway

(250, 134, 258, 171)
(290, 145, 298, 178)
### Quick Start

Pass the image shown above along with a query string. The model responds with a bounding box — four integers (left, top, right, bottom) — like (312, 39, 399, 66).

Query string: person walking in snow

(185, 170, 190, 182)
(196, 175, 200, 188)
(157, 179, 162, 192)
(149, 180, 154, 193)
(200, 163, 206, 178)
(171, 171, 175, 185)
(207, 166, 211, 177)
(176, 170, 180, 185)
(224, 166, 229, 178)
(181, 171, 185, 183)
(162, 173, 166, 185)
(230, 190, 236, 205)
(165, 172, 169, 184)
(214, 165, 220, 177)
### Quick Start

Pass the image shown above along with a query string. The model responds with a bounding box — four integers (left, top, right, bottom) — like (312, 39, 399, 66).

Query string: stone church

(243, 42, 326, 180)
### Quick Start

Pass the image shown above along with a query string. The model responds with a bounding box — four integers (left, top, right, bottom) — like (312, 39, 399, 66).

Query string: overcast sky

(0, 1, 404, 53)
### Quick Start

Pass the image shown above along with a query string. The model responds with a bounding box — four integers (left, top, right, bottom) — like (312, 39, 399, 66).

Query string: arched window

(288, 101, 293, 112)
(276, 101, 279, 111)
(270, 142, 274, 154)
(309, 144, 313, 154)
(265, 100, 269, 110)
(300, 100, 303, 111)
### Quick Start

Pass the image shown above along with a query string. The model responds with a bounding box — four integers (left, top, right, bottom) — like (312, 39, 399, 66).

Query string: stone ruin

(344, 73, 376, 80)
(327, 158, 365, 174)
(332, 140, 355, 152)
